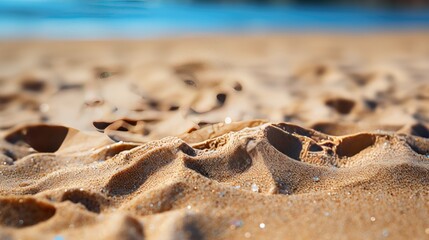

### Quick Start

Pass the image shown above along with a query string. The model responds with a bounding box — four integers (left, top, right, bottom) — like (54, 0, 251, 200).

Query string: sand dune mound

(0, 121, 428, 239)
(0, 34, 429, 239)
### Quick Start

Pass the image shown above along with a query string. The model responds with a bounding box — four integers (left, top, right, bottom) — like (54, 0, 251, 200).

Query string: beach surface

(0, 33, 429, 239)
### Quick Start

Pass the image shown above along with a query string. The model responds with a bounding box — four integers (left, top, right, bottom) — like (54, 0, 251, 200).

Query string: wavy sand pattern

(0, 34, 429, 239)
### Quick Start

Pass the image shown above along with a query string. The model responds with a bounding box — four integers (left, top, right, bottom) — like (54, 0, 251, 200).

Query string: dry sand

(0, 33, 428, 239)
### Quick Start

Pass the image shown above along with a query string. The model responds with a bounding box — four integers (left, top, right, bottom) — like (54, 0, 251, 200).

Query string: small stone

(259, 223, 266, 229)
(224, 117, 232, 124)
(18, 220, 24, 225)
(39, 103, 50, 113)
(251, 183, 259, 193)
(244, 232, 251, 238)
(230, 219, 243, 229)
(312, 176, 320, 182)
(382, 229, 389, 237)
(370, 216, 376, 222)
(187, 205, 192, 210)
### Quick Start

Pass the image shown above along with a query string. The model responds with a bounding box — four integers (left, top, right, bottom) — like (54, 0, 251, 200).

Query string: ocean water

(1, 0, 429, 39)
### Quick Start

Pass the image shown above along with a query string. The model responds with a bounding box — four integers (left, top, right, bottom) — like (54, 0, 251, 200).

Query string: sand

(0, 33, 428, 240)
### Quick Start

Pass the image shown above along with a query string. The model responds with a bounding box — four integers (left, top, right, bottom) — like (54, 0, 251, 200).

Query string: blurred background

(0, 0, 428, 139)
(1, 0, 429, 39)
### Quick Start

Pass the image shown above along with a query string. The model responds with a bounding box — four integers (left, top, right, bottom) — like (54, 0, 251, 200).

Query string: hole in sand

(148, 100, 159, 109)
(183, 219, 204, 240)
(405, 137, 429, 156)
(61, 190, 101, 213)
(314, 65, 328, 76)
(325, 98, 355, 114)
(309, 143, 323, 152)
(169, 105, 180, 111)
(178, 143, 197, 157)
(216, 93, 227, 106)
(5, 125, 69, 153)
(117, 126, 129, 132)
(85, 98, 104, 107)
(364, 99, 378, 110)
(184, 160, 210, 178)
(410, 123, 429, 138)
(233, 82, 243, 91)
(0, 94, 15, 106)
(336, 133, 376, 158)
(183, 79, 197, 87)
(21, 79, 46, 92)
(348, 72, 373, 86)
(0, 198, 56, 228)
(93, 121, 111, 131)
(3, 149, 17, 161)
(266, 126, 302, 161)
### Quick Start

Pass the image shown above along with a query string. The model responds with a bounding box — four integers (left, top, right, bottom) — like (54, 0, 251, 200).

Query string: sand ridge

(0, 34, 428, 239)
(0, 122, 428, 239)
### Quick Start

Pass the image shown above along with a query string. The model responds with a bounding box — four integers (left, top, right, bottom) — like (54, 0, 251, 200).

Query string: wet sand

(0, 33, 429, 239)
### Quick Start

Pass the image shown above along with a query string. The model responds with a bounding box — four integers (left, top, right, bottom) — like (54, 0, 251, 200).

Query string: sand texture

(0, 34, 429, 239)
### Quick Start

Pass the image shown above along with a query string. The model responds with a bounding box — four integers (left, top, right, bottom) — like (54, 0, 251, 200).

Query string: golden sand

(0, 33, 428, 239)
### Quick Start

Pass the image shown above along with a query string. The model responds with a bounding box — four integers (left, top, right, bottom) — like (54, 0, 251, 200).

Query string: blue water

(1, 0, 429, 39)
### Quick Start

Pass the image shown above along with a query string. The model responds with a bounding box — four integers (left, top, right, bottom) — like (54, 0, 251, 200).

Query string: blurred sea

(1, 0, 429, 39)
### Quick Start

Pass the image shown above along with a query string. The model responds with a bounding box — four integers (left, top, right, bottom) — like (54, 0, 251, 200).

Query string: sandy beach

(0, 33, 428, 239)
